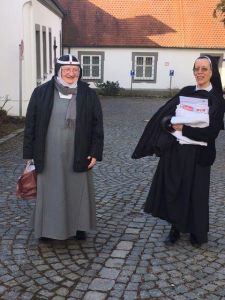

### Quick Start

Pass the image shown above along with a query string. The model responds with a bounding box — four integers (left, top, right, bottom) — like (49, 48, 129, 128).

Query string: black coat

(23, 77, 104, 173)
(132, 86, 224, 166)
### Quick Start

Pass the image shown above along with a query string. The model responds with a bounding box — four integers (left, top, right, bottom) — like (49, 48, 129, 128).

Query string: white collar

(196, 83, 212, 92)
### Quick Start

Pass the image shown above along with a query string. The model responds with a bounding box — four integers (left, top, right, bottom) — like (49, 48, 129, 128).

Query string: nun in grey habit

(23, 54, 104, 240)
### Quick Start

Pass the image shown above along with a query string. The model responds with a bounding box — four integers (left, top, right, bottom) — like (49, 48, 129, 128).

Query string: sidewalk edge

(0, 128, 24, 145)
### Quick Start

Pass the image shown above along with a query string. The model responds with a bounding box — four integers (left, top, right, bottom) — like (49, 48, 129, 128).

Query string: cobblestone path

(0, 97, 225, 300)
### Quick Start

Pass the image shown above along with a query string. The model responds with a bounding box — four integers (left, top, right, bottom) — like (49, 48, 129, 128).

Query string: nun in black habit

(132, 55, 224, 246)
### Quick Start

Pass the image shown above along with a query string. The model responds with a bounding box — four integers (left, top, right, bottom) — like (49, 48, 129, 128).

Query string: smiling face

(193, 58, 212, 89)
(61, 65, 80, 84)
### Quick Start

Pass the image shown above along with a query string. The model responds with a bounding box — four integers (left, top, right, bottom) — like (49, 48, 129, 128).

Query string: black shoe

(75, 231, 86, 240)
(38, 237, 52, 242)
(190, 234, 202, 247)
(164, 225, 180, 245)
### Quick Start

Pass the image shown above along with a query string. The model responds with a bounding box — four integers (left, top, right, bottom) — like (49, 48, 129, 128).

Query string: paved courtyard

(0, 97, 225, 300)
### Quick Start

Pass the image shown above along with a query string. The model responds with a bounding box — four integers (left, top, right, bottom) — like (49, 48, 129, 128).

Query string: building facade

(0, 0, 63, 116)
(60, 0, 225, 91)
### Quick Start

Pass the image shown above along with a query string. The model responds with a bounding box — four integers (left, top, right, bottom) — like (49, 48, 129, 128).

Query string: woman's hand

(87, 156, 97, 169)
(172, 124, 183, 131)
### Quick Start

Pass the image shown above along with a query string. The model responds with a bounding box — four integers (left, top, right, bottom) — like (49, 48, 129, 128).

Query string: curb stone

(0, 128, 24, 145)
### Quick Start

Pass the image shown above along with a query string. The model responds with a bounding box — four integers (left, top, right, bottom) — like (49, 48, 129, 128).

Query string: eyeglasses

(193, 67, 210, 73)
(61, 67, 80, 74)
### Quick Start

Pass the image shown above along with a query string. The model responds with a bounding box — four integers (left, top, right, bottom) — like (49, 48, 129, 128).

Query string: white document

(179, 96, 208, 107)
(171, 96, 209, 146)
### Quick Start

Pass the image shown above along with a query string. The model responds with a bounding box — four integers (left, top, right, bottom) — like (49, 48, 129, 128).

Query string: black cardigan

(132, 86, 224, 166)
(23, 77, 104, 173)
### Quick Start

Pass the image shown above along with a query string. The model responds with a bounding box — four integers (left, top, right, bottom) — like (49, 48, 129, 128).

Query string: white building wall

(22, 1, 35, 112)
(0, 0, 25, 115)
(68, 47, 225, 91)
(22, 0, 62, 115)
(0, 0, 62, 116)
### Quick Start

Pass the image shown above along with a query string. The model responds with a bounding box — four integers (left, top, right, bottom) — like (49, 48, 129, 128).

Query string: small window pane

(83, 65, 90, 76)
(92, 66, 99, 77)
(145, 66, 152, 77)
(136, 57, 143, 65)
(136, 66, 143, 77)
(92, 56, 99, 64)
(145, 57, 152, 65)
(83, 56, 90, 64)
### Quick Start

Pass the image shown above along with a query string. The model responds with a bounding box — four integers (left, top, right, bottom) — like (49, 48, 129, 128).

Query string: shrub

(0, 95, 11, 124)
(96, 81, 121, 96)
(0, 95, 12, 124)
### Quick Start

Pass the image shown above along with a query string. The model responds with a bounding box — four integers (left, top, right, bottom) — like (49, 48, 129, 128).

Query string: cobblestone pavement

(1, 97, 225, 300)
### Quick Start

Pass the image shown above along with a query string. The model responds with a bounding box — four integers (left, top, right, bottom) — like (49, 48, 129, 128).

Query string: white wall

(0, 0, 62, 116)
(0, 0, 25, 115)
(68, 47, 225, 91)
(21, 0, 62, 115)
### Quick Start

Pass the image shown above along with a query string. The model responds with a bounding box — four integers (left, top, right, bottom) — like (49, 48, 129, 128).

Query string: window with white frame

(135, 56, 154, 80)
(132, 52, 158, 82)
(81, 55, 101, 79)
(78, 51, 104, 82)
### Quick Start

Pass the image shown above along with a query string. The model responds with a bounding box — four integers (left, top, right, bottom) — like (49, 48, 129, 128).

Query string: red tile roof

(59, 0, 225, 48)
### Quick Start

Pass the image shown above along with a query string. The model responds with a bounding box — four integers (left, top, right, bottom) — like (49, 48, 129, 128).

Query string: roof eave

(62, 44, 225, 50)
(38, 0, 65, 18)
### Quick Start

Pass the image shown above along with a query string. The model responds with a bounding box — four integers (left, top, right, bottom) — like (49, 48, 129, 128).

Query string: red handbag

(16, 163, 37, 199)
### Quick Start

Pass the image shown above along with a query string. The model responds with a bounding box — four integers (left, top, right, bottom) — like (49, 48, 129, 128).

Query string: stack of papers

(171, 96, 209, 146)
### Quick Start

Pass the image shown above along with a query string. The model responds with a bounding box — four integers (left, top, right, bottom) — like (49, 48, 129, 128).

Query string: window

(82, 55, 101, 79)
(135, 56, 154, 79)
(201, 53, 223, 70)
(53, 37, 57, 64)
(49, 29, 52, 73)
(78, 51, 104, 82)
(60, 31, 62, 56)
(42, 26, 47, 79)
(132, 52, 158, 83)
(35, 24, 41, 85)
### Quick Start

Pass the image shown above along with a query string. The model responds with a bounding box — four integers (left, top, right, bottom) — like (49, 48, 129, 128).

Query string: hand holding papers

(171, 96, 209, 146)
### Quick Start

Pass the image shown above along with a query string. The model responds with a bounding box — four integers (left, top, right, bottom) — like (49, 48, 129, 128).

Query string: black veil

(208, 55, 223, 96)
(195, 55, 223, 96)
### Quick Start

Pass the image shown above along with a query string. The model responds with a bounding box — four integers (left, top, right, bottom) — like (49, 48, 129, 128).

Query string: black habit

(132, 86, 224, 243)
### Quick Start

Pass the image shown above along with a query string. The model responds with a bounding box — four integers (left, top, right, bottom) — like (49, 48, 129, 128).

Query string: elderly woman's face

(193, 58, 212, 89)
(61, 65, 80, 84)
